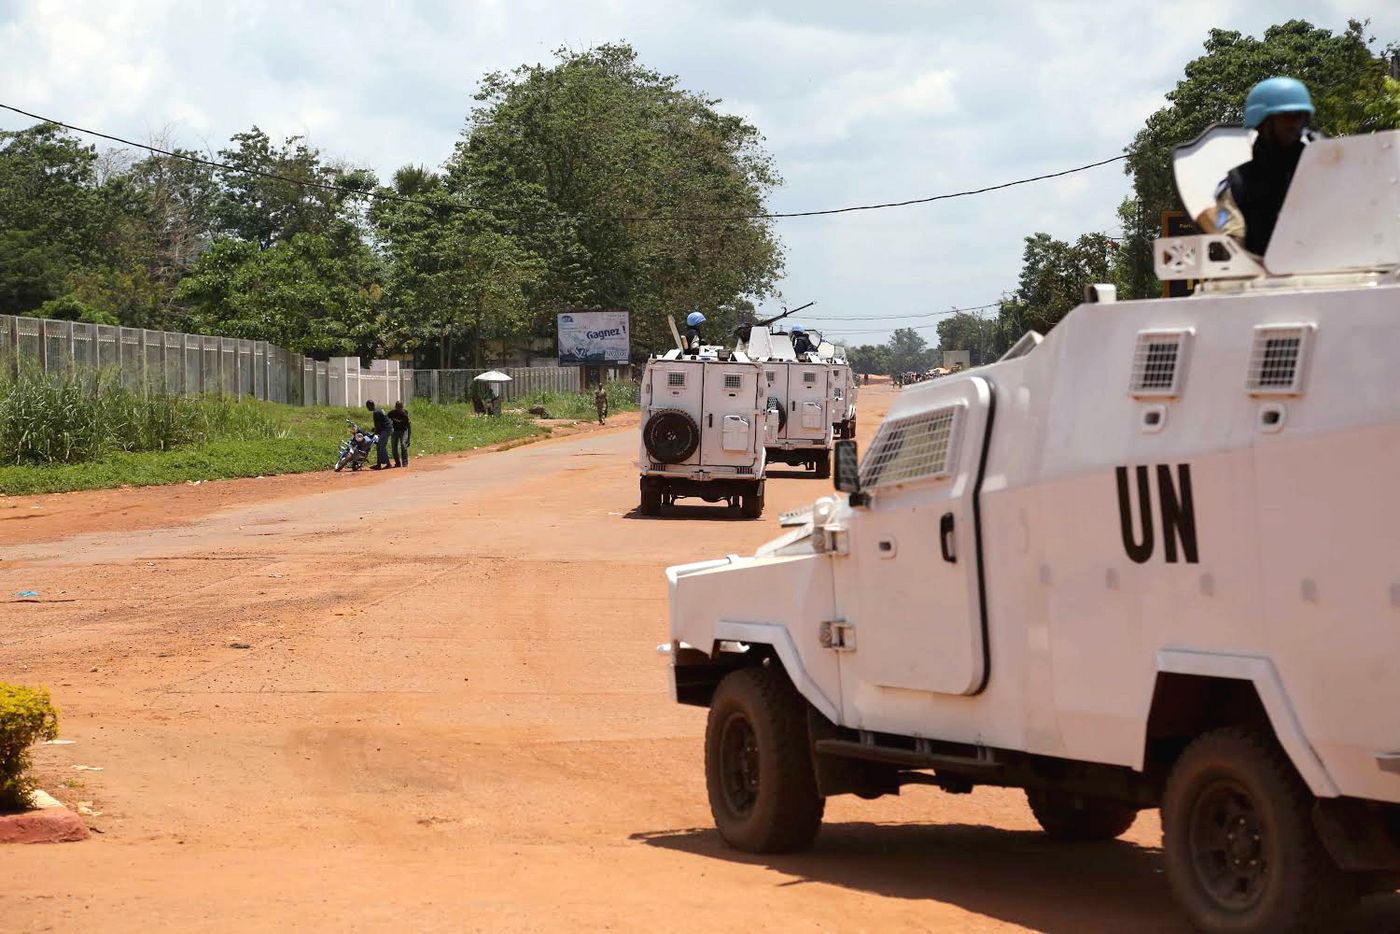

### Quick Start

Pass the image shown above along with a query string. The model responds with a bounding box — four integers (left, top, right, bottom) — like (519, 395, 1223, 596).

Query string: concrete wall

(1, 314, 415, 408)
(412, 366, 581, 404)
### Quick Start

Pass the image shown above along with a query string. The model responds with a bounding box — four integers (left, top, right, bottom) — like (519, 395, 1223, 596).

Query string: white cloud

(2, 0, 1398, 342)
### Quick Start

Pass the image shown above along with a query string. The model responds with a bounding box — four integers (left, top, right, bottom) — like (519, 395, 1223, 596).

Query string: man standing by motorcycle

(367, 400, 393, 470)
(389, 401, 411, 468)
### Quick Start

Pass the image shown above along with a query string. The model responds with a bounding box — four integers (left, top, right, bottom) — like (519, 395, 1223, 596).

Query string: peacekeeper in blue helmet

(685, 310, 706, 351)
(1201, 77, 1319, 256)
(790, 324, 815, 356)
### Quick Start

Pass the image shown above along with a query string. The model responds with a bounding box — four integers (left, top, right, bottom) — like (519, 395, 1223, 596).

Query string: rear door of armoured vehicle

(787, 363, 830, 443)
(642, 360, 703, 468)
(762, 363, 788, 444)
(699, 364, 760, 469)
(832, 377, 994, 722)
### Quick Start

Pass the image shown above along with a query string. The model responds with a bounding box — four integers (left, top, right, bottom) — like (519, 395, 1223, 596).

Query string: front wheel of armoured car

(1162, 728, 1356, 933)
(813, 450, 831, 480)
(638, 480, 662, 517)
(705, 667, 824, 853)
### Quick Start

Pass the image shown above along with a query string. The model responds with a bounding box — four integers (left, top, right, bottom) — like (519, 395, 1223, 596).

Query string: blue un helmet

(1243, 77, 1314, 130)
(686, 311, 705, 327)
(790, 324, 805, 334)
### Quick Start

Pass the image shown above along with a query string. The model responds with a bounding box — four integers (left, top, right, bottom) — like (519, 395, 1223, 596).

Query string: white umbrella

(473, 370, 514, 383)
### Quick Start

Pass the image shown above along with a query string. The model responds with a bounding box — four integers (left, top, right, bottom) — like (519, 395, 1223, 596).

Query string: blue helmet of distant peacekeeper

(1243, 77, 1314, 130)
(790, 324, 805, 334)
(686, 311, 706, 327)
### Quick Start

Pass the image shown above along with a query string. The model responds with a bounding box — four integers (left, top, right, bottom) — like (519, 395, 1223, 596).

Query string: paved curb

(0, 790, 90, 844)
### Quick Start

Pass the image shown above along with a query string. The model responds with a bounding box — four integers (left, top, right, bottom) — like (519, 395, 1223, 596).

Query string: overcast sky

(3, 1, 1397, 344)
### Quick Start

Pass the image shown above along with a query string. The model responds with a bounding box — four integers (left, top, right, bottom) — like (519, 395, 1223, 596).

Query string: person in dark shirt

(388, 401, 411, 467)
(1204, 77, 1317, 256)
(685, 311, 706, 352)
(791, 325, 815, 356)
(366, 400, 393, 469)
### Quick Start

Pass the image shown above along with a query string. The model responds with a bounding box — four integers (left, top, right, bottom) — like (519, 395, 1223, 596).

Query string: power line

(0, 101, 1127, 224)
(803, 301, 1001, 323)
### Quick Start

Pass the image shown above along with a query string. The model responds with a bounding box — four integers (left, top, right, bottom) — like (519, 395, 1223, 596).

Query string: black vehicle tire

(638, 479, 662, 516)
(705, 667, 824, 853)
(1162, 727, 1355, 933)
(813, 450, 831, 480)
(766, 396, 787, 432)
(351, 460, 363, 472)
(740, 484, 764, 519)
(643, 409, 701, 464)
(1026, 789, 1138, 841)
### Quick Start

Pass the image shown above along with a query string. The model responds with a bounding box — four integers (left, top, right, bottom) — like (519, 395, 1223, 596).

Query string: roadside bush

(0, 684, 60, 812)
(0, 367, 281, 465)
(516, 380, 639, 420)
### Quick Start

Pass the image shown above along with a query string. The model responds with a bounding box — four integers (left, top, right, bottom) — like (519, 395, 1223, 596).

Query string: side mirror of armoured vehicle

(834, 440, 865, 504)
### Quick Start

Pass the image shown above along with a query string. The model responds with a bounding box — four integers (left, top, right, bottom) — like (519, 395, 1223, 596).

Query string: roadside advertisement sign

(557, 311, 630, 364)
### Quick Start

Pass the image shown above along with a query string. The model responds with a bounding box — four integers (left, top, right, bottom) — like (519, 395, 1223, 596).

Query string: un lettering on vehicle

(1115, 464, 1199, 564)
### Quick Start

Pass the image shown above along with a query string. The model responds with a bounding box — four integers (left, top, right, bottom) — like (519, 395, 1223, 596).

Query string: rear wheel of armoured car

(1026, 789, 1138, 841)
(1162, 728, 1355, 933)
(643, 409, 700, 464)
(705, 667, 824, 853)
(740, 484, 764, 519)
(638, 479, 662, 516)
(813, 450, 831, 480)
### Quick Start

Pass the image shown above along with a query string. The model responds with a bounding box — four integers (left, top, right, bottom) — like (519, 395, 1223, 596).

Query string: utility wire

(0, 101, 1128, 223)
(803, 301, 1001, 322)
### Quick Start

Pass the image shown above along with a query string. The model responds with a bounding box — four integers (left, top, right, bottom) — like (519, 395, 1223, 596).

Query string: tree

(0, 124, 111, 313)
(176, 233, 386, 357)
(844, 343, 892, 376)
(887, 328, 936, 376)
(1120, 20, 1400, 297)
(445, 43, 784, 358)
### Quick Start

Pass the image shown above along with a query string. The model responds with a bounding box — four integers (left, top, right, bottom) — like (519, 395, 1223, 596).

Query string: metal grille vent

(860, 404, 962, 490)
(1130, 329, 1190, 396)
(766, 371, 775, 384)
(803, 372, 818, 384)
(723, 373, 743, 389)
(1247, 324, 1312, 394)
(667, 372, 685, 387)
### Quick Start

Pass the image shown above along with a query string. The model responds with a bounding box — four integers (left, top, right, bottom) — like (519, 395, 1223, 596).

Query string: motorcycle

(333, 419, 377, 472)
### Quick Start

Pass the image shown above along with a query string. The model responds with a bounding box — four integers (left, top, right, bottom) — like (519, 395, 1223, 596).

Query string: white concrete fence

(1, 313, 425, 407)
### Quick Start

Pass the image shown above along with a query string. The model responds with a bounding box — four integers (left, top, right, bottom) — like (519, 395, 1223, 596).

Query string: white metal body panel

(639, 357, 766, 478)
(763, 361, 834, 451)
(832, 378, 991, 716)
(670, 278, 1400, 804)
(1265, 131, 1400, 275)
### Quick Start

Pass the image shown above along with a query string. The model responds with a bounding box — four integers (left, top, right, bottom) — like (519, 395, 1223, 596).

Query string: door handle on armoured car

(940, 513, 956, 563)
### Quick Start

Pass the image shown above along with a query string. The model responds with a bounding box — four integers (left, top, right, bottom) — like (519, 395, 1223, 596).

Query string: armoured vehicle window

(668, 372, 686, 387)
(803, 372, 818, 384)
(724, 374, 743, 389)
(1247, 324, 1310, 393)
(1137, 343, 1178, 389)
(1130, 330, 1189, 396)
(860, 405, 960, 490)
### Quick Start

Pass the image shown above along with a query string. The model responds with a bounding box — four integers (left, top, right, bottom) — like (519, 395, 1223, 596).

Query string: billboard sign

(557, 311, 630, 364)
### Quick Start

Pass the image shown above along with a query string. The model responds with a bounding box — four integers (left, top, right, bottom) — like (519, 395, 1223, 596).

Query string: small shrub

(0, 683, 60, 812)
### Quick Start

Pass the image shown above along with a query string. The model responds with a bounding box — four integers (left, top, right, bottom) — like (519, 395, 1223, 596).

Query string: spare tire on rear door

(643, 409, 701, 463)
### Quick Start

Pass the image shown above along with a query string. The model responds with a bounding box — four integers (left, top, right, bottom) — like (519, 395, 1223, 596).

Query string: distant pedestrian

(594, 384, 609, 425)
(366, 400, 392, 469)
(389, 400, 411, 467)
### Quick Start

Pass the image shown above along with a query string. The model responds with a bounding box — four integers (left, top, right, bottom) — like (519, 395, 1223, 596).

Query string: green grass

(513, 380, 639, 421)
(0, 397, 545, 495)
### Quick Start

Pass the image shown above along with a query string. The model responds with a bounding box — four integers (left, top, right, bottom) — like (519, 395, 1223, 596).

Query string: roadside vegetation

(0, 367, 554, 495)
(0, 683, 59, 812)
(514, 380, 639, 421)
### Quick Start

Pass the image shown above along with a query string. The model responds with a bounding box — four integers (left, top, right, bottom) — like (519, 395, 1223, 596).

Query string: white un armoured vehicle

(738, 326, 839, 479)
(663, 128, 1400, 932)
(638, 343, 771, 518)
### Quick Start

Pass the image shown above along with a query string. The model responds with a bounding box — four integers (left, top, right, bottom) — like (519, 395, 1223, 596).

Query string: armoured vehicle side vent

(1130, 329, 1192, 397)
(766, 370, 775, 384)
(667, 371, 686, 387)
(723, 374, 743, 389)
(860, 404, 962, 490)
(1247, 324, 1313, 394)
(803, 372, 818, 384)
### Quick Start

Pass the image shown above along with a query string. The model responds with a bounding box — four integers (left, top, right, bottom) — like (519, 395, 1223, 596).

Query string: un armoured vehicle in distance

(829, 352, 858, 439)
(638, 343, 770, 518)
(662, 129, 1400, 932)
(739, 326, 838, 479)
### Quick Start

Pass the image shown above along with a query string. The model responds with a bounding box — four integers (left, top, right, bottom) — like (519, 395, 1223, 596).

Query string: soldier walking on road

(594, 384, 609, 425)
(389, 401, 411, 467)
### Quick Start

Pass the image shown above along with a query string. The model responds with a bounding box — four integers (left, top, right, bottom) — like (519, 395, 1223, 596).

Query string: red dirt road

(2, 384, 1393, 932)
